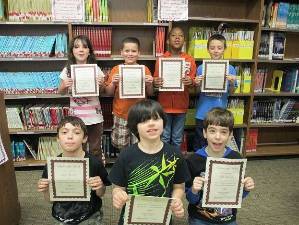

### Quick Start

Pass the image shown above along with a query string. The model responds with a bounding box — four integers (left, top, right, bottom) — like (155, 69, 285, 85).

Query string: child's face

(203, 124, 231, 153)
(168, 28, 185, 51)
(121, 42, 140, 64)
(58, 123, 87, 154)
(137, 117, 163, 142)
(208, 39, 225, 60)
(73, 39, 90, 64)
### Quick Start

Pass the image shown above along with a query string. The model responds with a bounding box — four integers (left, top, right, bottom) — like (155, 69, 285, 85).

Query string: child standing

(58, 35, 105, 162)
(109, 99, 191, 225)
(194, 34, 237, 150)
(105, 37, 153, 150)
(37, 116, 111, 225)
(186, 108, 255, 225)
(153, 26, 196, 147)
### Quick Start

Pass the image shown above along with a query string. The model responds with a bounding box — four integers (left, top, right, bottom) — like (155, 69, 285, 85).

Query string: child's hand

(88, 176, 104, 191)
(112, 188, 128, 209)
(37, 178, 50, 193)
(112, 74, 120, 86)
(145, 75, 153, 85)
(191, 176, 205, 194)
(61, 78, 73, 89)
(182, 76, 193, 86)
(226, 75, 236, 83)
(170, 198, 184, 218)
(243, 177, 255, 191)
(194, 76, 204, 86)
(153, 77, 163, 88)
(96, 75, 105, 87)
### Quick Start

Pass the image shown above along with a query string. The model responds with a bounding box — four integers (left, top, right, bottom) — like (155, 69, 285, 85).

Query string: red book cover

(108, 27, 112, 56)
(245, 129, 258, 153)
(98, 27, 103, 57)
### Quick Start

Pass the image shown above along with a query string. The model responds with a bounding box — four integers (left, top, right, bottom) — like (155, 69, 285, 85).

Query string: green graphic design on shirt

(127, 154, 179, 196)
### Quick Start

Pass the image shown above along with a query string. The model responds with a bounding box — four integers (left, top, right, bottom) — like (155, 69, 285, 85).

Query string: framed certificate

(159, 58, 185, 91)
(202, 157, 247, 208)
(71, 64, 99, 97)
(119, 65, 145, 99)
(124, 195, 172, 225)
(201, 60, 229, 93)
(47, 157, 90, 201)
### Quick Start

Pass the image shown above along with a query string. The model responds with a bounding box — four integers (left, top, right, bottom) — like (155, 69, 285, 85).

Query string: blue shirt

(196, 64, 237, 120)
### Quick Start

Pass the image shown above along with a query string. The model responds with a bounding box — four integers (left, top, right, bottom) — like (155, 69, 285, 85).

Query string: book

(245, 129, 258, 153)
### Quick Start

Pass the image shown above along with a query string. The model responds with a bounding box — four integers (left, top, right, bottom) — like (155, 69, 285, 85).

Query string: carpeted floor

(16, 157, 299, 225)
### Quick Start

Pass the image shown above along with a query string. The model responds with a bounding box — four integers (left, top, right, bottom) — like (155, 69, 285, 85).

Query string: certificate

(71, 64, 99, 97)
(124, 195, 172, 225)
(159, 58, 185, 91)
(202, 157, 247, 208)
(47, 157, 90, 201)
(201, 60, 229, 93)
(119, 65, 145, 99)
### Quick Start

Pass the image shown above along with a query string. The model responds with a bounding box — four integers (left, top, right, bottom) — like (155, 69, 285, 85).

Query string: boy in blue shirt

(194, 34, 238, 150)
(186, 108, 255, 225)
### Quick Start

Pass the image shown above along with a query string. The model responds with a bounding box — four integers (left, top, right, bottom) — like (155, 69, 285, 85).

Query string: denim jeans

(188, 217, 237, 225)
(162, 113, 186, 147)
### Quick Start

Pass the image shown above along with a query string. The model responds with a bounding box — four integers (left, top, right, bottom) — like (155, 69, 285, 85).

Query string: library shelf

(261, 27, 299, 33)
(250, 123, 299, 128)
(194, 59, 255, 63)
(230, 93, 251, 97)
(257, 59, 299, 64)
(4, 94, 68, 99)
(72, 22, 169, 27)
(188, 17, 259, 24)
(0, 57, 67, 62)
(9, 129, 57, 134)
(253, 92, 299, 97)
(96, 55, 157, 61)
(14, 159, 46, 167)
(246, 144, 299, 157)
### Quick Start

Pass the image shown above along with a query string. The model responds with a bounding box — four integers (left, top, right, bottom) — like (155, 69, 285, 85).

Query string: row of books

(255, 68, 299, 93)
(147, 0, 158, 23)
(251, 99, 298, 123)
(188, 27, 255, 59)
(37, 136, 63, 160)
(234, 65, 252, 94)
(0, 72, 60, 94)
(73, 26, 112, 57)
(6, 105, 70, 130)
(227, 99, 245, 125)
(0, 33, 67, 58)
(258, 32, 285, 60)
(5, 0, 110, 22)
(0, 0, 4, 20)
(263, 1, 299, 29)
(155, 26, 166, 57)
(245, 129, 258, 153)
(85, 0, 109, 22)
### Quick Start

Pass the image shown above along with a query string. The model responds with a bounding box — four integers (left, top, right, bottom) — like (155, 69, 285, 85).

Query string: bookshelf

(1, 0, 298, 165)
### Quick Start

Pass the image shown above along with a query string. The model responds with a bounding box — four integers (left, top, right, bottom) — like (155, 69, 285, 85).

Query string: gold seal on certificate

(119, 65, 145, 99)
(71, 64, 99, 97)
(124, 195, 172, 225)
(201, 60, 229, 93)
(159, 58, 185, 92)
(202, 157, 247, 208)
(47, 157, 90, 201)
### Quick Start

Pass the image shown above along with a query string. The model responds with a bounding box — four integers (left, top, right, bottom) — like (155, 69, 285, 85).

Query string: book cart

(0, 0, 298, 168)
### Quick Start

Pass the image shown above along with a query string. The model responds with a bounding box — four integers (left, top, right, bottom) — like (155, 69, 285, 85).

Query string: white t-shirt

(60, 67, 104, 125)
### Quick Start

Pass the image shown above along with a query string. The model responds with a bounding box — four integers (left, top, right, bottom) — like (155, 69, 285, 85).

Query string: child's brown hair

(203, 107, 234, 133)
(207, 34, 227, 49)
(57, 116, 88, 138)
(121, 37, 140, 50)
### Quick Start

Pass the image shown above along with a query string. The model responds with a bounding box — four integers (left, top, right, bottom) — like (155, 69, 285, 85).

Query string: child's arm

(145, 75, 154, 96)
(170, 183, 185, 218)
(58, 78, 73, 94)
(112, 185, 128, 209)
(186, 176, 205, 204)
(97, 75, 106, 94)
(37, 178, 50, 201)
(105, 74, 119, 96)
(182, 76, 193, 86)
(226, 75, 237, 94)
(88, 176, 106, 197)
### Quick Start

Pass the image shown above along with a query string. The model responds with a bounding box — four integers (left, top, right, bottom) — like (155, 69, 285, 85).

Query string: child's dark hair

(207, 34, 227, 49)
(66, 35, 97, 75)
(203, 107, 234, 133)
(127, 99, 166, 140)
(57, 116, 88, 138)
(121, 37, 140, 50)
(167, 26, 185, 39)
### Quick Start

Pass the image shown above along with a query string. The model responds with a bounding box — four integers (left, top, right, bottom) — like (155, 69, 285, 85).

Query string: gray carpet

(16, 157, 299, 225)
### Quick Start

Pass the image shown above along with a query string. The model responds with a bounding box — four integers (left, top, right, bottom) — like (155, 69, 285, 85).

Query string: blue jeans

(189, 217, 237, 225)
(162, 113, 186, 146)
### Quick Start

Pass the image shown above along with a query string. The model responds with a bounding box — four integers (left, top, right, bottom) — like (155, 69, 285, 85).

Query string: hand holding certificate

(47, 157, 90, 201)
(124, 195, 172, 225)
(71, 64, 99, 97)
(159, 58, 185, 91)
(202, 157, 247, 208)
(119, 65, 145, 99)
(201, 60, 229, 93)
